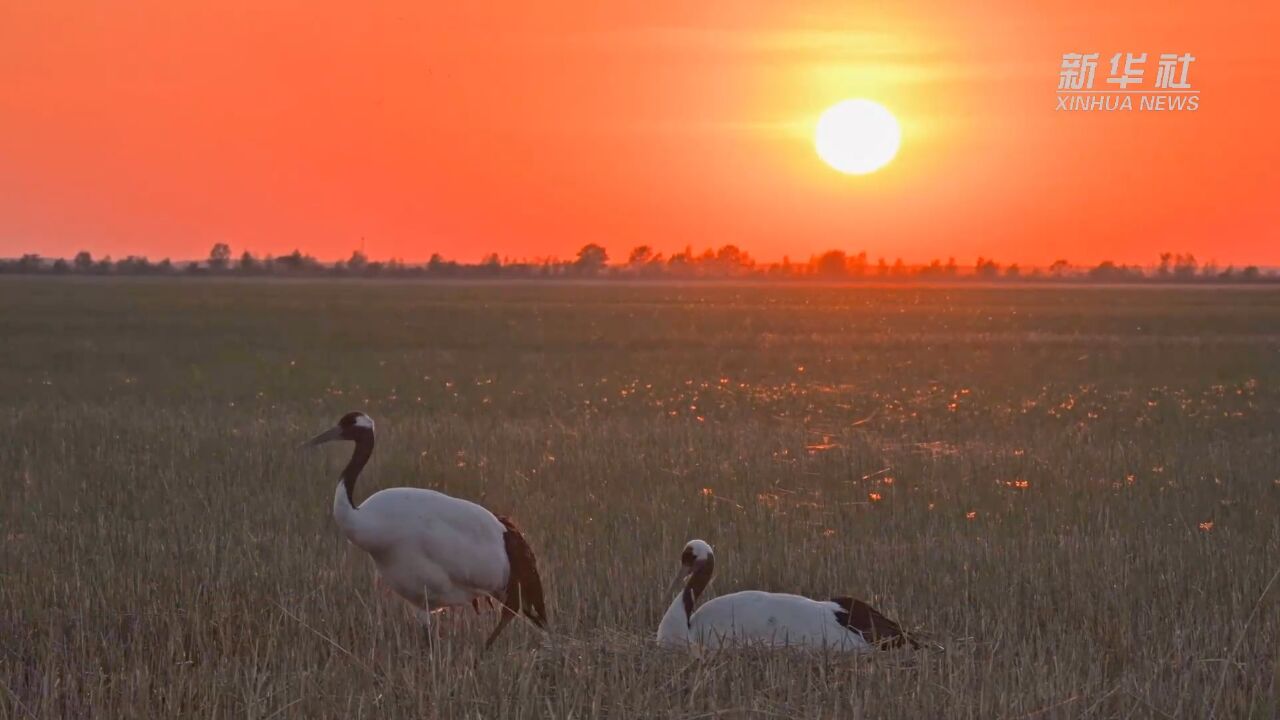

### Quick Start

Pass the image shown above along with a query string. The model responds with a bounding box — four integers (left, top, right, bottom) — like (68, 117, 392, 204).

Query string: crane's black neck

(682, 556, 714, 625)
(341, 430, 375, 507)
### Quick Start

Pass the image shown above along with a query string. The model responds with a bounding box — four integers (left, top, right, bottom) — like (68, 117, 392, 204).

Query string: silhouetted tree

(815, 250, 847, 277)
(628, 245, 654, 266)
(574, 244, 608, 275)
(276, 249, 317, 272)
(1089, 261, 1118, 281)
(116, 256, 152, 274)
(712, 245, 752, 276)
(975, 257, 1000, 279)
(713, 245, 739, 264)
(74, 251, 94, 272)
(666, 248, 693, 277)
(239, 251, 258, 273)
(1172, 254, 1197, 280)
(919, 259, 944, 277)
(848, 251, 868, 277)
(209, 243, 232, 271)
(696, 248, 716, 274)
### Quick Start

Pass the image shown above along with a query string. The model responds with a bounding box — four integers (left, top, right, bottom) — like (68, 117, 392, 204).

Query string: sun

(814, 99, 901, 175)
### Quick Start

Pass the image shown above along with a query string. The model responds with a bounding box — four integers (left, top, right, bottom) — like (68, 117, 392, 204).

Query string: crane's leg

(416, 595, 433, 649)
(483, 593, 516, 650)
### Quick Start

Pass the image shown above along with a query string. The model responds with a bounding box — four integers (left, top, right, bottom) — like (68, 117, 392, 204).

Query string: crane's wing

(357, 488, 510, 595)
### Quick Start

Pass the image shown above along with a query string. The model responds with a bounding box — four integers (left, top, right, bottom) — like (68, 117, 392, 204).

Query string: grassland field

(1, 278, 1278, 719)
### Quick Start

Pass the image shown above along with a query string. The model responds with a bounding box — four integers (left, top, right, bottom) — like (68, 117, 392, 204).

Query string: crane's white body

(334, 484, 509, 609)
(658, 590, 873, 652)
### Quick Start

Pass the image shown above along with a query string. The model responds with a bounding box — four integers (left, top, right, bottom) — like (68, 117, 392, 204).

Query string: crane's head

(667, 539, 715, 597)
(306, 412, 375, 446)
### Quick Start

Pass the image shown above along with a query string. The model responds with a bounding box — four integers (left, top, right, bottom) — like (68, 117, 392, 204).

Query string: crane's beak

(304, 426, 343, 447)
(667, 566, 691, 596)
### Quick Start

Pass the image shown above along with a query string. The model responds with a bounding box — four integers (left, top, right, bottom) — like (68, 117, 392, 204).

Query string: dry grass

(1, 278, 1278, 718)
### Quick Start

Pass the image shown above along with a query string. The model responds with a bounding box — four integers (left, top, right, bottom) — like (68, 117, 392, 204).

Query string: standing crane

(307, 412, 547, 648)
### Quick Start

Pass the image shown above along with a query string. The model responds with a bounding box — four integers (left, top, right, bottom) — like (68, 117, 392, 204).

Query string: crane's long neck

(333, 433, 374, 537)
(656, 559, 713, 648)
(657, 592, 691, 647)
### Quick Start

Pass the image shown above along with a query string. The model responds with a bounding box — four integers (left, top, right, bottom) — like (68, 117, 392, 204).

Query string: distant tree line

(1, 243, 1274, 284)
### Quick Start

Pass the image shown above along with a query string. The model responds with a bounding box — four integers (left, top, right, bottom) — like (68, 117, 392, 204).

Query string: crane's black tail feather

(485, 515, 548, 649)
(831, 596, 939, 651)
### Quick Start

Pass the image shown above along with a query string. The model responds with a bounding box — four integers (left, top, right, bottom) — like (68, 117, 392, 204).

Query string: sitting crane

(657, 539, 926, 652)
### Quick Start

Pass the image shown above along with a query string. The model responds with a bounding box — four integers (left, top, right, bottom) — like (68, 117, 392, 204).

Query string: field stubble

(1, 279, 1278, 718)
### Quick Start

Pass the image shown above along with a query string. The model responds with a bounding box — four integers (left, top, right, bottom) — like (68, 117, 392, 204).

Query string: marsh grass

(1, 279, 1277, 718)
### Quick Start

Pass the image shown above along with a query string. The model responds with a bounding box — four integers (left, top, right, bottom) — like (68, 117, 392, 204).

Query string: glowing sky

(2, 1, 1277, 265)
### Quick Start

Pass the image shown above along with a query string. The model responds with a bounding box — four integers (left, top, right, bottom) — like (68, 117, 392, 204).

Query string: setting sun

(814, 99, 902, 175)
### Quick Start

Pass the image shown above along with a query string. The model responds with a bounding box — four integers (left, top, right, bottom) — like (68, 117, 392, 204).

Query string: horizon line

(3, 251, 1276, 273)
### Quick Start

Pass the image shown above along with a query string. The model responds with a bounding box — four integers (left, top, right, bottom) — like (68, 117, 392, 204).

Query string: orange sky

(2, 1, 1278, 266)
